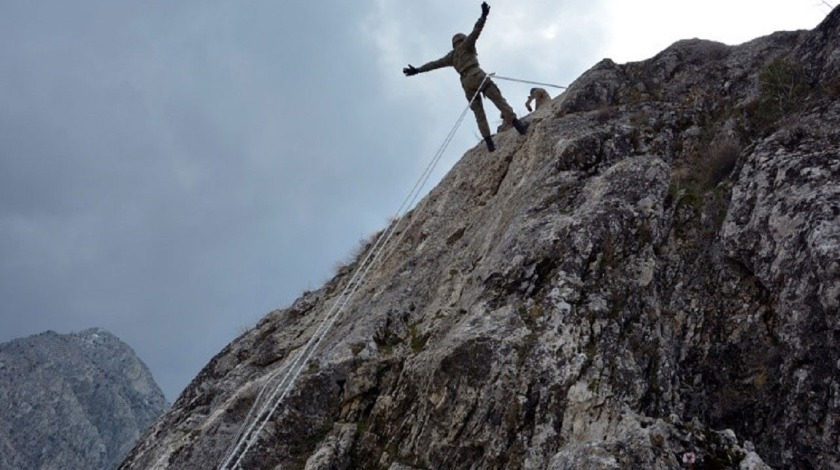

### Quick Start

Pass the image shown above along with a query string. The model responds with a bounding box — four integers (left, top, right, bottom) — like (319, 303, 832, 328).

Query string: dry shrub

(822, 75, 840, 99)
(759, 58, 810, 112)
(747, 58, 811, 135)
(595, 106, 616, 123)
(668, 136, 741, 210)
(702, 138, 741, 187)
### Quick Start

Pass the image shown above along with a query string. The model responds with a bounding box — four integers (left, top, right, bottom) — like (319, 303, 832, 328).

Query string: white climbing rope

(493, 74, 567, 90)
(217, 74, 493, 470)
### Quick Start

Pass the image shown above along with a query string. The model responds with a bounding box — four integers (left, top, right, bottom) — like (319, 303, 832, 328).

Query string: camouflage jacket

(417, 13, 487, 79)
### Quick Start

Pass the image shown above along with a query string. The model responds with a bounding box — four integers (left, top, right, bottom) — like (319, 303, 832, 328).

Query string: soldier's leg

(484, 80, 529, 135)
(467, 92, 492, 138)
(483, 81, 516, 123)
(462, 85, 495, 151)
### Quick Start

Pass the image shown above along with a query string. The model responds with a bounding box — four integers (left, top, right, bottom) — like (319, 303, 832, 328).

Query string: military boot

(485, 136, 496, 152)
(513, 118, 529, 135)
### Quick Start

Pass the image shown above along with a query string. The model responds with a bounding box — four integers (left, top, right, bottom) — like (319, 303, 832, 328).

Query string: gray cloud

(0, 0, 610, 400)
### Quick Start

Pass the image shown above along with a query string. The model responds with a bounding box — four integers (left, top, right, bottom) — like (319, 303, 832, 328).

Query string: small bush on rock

(702, 138, 741, 187)
(747, 58, 811, 134)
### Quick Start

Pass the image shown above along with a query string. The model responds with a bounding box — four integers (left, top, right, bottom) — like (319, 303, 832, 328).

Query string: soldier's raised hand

(481, 2, 490, 17)
(403, 64, 419, 76)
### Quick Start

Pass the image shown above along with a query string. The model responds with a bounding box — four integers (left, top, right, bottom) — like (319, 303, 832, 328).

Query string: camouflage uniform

(526, 87, 551, 112)
(405, 3, 523, 145)
(497, 112, 514, 132)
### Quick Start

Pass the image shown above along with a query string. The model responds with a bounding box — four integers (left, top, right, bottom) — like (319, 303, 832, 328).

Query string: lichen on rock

(120, 6, 840, 470)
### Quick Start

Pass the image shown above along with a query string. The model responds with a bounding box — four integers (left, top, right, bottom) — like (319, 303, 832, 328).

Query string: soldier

(525, 87, 551, 112)
(403, 2, 528, 153)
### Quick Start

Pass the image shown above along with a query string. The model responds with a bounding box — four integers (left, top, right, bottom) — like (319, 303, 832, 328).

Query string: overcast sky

(0, 0, 830, 401)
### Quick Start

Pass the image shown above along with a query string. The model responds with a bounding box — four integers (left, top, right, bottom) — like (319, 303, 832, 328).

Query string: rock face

(0, 329, 168, 470)
(121, 7, 839, 470)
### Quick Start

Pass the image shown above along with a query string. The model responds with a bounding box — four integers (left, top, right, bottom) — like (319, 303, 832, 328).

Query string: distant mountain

(0, 328, 168, 470)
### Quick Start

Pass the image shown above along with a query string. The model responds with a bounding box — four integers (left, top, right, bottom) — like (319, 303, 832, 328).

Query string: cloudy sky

(0, 0, 830, 401)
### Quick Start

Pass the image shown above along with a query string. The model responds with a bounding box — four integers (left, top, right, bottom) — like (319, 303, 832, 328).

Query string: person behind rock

(525, 87, 551, 112)
(403, 2, 528, 153)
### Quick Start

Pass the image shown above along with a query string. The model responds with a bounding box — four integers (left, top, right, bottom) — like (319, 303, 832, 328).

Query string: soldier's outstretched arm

(465, 2, 490, 47)
(413, 51, 455, 74)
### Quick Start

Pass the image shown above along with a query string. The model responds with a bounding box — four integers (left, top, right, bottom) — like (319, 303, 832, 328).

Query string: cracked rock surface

(121, 7, 839, 470)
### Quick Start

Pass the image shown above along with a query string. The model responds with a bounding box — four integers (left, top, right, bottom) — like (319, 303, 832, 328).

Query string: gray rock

(0, 329, 168, 470)
(121, 6, 840, 470)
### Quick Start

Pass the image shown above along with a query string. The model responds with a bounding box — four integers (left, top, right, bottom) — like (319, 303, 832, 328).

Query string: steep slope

(0, 329, 168, 470)
(121, 7, 839, 470)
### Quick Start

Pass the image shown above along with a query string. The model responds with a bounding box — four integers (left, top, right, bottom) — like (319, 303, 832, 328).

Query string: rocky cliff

(121, 7, 839, 470)
(0, 329, 168, 470)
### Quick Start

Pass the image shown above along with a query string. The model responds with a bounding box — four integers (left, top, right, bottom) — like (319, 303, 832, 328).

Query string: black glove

(481, 2, 490, 17)
(403, 64, 419, 76)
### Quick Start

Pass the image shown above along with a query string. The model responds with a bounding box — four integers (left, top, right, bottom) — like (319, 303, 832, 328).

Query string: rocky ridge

(0, 329, 169, 470)
(121, 7, 839, 470)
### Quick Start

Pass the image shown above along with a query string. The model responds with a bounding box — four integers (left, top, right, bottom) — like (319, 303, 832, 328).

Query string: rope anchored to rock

(493, 74, 567, 89)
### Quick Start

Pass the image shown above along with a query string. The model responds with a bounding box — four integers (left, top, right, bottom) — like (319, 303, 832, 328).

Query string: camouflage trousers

(461, 72, 516, 139)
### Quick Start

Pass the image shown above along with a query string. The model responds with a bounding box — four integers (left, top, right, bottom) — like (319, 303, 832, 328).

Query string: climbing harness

(217, 74, 496, 470)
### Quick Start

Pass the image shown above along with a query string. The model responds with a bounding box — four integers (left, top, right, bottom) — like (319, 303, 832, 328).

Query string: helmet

(452, 33, 467, 48)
